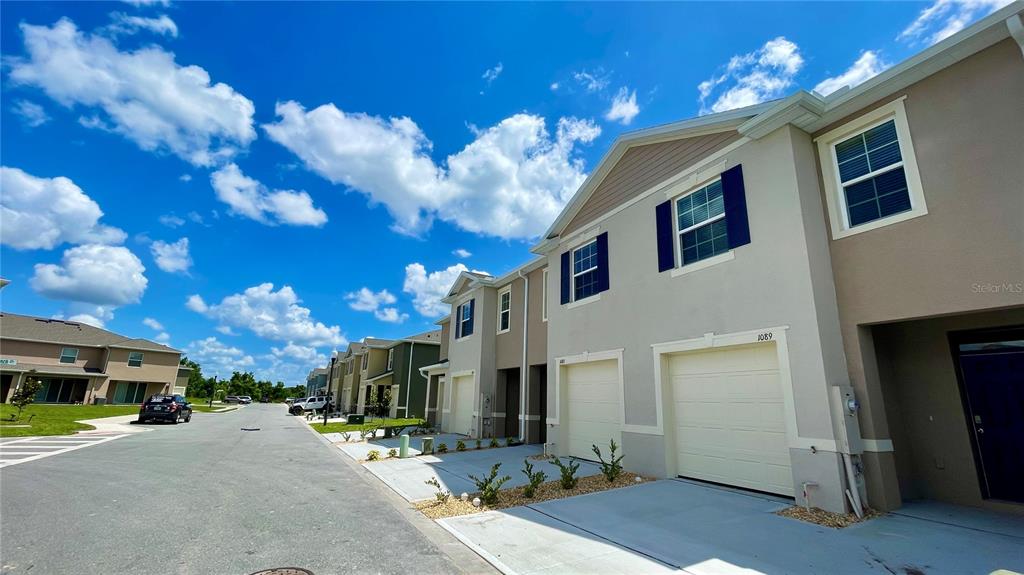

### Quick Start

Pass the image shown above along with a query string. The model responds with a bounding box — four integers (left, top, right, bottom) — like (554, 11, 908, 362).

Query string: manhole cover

(249, 569, 312, 575)
(241, 428, 261, 431)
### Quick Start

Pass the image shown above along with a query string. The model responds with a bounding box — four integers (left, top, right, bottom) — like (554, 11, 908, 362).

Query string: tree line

(180, 357, 307, 402)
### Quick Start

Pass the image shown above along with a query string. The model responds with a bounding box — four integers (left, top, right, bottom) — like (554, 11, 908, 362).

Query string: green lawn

(311, 417, 425, 434)
(0, 404, 141, 437)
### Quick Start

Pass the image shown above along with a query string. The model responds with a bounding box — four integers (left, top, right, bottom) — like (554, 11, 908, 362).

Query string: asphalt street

(0, 404, 492, 575)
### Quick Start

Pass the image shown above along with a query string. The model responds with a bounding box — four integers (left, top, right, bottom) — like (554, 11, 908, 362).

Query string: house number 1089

(757, 332, 774, 342)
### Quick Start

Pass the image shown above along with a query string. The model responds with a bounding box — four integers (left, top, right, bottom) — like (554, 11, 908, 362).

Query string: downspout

(518, 270, 529, 442)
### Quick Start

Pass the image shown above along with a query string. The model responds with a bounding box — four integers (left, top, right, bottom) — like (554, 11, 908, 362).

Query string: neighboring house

(339, 342, 366, 413)
(437, 260, 549, 441)
(383, 331, 442, 420)
(0, 312, 183, 405)
(520, 5, 1023, 515)
(174, 366, 190, 396)
(420, 316, 451, 428)
(356, 338, 395, 415)
(305, 368, 329, 396)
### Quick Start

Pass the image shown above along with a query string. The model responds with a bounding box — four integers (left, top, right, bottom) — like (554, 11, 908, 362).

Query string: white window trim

(570, 239, 599, 303)
(817, 97, 927, 239)
(361, 353, 368, 371)
(59, 347, 79, 364)
(386, 349, 394, 371)
(455, 299, 474, 342)
(128, 351, 144, 368)
(565, 293, 601, 310)
(670, 176, 734, 272)
(496, 287, 512, 334)
(542, 269, 549, 322)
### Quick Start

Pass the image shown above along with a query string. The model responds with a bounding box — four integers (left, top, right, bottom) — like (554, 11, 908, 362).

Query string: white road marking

(0, 434, 128, 468)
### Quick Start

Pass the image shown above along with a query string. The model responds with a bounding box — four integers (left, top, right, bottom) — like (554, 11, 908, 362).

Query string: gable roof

(532, 3, 1023, 254)
(389, 329, 442, 346)
(0, 311, 180, 353)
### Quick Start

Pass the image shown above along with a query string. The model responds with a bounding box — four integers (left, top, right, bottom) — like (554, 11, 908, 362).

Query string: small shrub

(456, 440, 466, 452)
(424, 477, 451, 503)
(387, 448, 398, 458)
(505, 437, 514, 447)
(360, 425, 378, 440)
(489, 438, 500, 448)
(521, 459, 547, 498)
(10, 377, 43, 419)
(366, 450, 381, 461)
(553, 457, 580, 490)
(592, 439, 624, 483)
(437, 442, 448, 453)
(475, 439, 482, 450)
(469, 462, 511, 505)
(341, 432, 352, 442)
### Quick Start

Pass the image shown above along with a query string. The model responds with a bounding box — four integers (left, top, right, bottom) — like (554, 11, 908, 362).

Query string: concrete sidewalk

(77, 414, 151, 434)
(440, 479, 1024, 575)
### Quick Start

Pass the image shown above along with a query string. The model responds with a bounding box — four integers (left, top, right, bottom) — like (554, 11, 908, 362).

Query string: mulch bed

(417, 472, 652, 519)
(776, 505, 882, 528)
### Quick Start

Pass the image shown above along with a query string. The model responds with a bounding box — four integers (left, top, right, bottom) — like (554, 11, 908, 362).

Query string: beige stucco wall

(0, 339, 106, 370)
(526, 266, 548, 367)
(104, 348, 180, 385)
(495, 278, 524, 370)
(444, 283, 497, 437)
(438, 320, 451, 360)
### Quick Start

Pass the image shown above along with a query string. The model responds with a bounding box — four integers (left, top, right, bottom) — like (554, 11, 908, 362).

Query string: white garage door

(450, 375, 475, 437)
(566, 359, 621, 460)
(668, 342, 793, 496)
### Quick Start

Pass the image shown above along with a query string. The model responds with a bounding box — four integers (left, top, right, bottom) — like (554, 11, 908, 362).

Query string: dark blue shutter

(721, 164, 751, 248)
(455, 305, 462, 339)
(466, 299, 475, 336)
(655, 200, 675, 272)
(596, 232, 610, 293)
(560, 251, 571, 304)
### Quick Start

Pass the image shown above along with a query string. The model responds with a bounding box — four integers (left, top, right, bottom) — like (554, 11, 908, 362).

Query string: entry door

(954, 329, 1024, 503)
(450, 375, 474, 437)
(505, 369, 520, 439)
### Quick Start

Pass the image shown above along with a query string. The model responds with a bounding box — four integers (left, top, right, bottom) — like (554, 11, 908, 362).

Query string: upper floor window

(817, 98, 927, 239)
(361, 353, 368, 370)
(560, 232, 610, 305)
(456, 299, 475, 339)
(347, 360, 353, 374)
(675, 179, 729, 266)
(128, 351, 144, 367)
(497, 287, 511, 334)
(59, 347, 79, 364)
(386, 348, 394, 371)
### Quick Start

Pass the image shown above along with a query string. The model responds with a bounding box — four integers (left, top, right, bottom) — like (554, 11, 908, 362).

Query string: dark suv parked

(139, 394, 192, 424)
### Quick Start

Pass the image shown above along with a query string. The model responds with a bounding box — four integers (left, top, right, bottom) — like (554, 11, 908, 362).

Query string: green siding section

(390, 341, 440, 419)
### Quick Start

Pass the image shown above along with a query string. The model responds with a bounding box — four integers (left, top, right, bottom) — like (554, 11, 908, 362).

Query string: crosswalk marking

(0, 434, 128, 468)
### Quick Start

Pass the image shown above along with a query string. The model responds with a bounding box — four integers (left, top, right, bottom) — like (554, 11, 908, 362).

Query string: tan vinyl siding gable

(563, 130, 742, 235)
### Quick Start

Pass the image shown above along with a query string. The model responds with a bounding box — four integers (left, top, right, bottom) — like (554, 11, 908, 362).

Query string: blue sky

(0, 0, 1008, 383)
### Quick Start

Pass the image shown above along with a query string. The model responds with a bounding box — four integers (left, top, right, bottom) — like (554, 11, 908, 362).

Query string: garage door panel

(669, 343, 793, 497)
(565, 360, 621, 461)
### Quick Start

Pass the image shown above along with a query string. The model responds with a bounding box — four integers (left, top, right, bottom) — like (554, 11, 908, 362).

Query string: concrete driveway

(440, 479, 1024, 575)
(361, 443, 601, 502)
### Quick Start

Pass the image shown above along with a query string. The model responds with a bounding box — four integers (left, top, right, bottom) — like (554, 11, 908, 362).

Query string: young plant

(437, 443, 448, 453)
(341, 432, 352, 442)
(456, 440, 466, 452)
(521, 459, 547, 498)
(553, 457, 580, 490)
(489, 438, 500, 448)
(387, 448, 398, 458)
(592, 439, 624, 483)
(424, 477, 451, 504)
(505, 437, 514, 447)
(475, 439, 482, 450)
(468, 462, 511, 505)
(360, 425, 379, 441)
(10, 377, 43, 420)
(366, 450, 381, 461)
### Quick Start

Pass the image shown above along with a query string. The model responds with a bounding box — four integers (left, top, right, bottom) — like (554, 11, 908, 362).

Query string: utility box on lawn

(347, 414, 365, 425)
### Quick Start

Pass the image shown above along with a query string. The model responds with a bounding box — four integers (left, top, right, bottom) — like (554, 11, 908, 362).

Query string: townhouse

(1, 312, 184, 405)
(432, 5, 1022, 515)
(305, 367, 329, 396)
(339, 332, 441, 417)
(384, 331, 441, 420)
(431, 261, 549, 442)
(338, 342, 366, 413)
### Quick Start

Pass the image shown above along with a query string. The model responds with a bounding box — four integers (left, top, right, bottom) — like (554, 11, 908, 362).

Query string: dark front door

(504, 369, 520, 439)
(953, 327, 1024, 503)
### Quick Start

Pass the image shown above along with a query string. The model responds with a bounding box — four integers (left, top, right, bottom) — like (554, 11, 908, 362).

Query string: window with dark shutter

(561, 233, 610, 303)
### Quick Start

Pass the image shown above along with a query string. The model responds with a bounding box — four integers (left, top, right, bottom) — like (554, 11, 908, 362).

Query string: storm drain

(249, 568, 312, 575)
(240, 428, 261, 432)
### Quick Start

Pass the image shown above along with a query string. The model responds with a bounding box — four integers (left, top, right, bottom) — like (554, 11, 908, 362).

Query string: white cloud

(345, 287, 408, 324)
(122, 0, 171, 6)
(549, 82, 560, 91)
(188, 283, 346, 347)
(264, 102, 600, 239)
(159, 213, 185, 228)
(271, 342, 325, 364)
(403, 263, 471, 318)
(209, 163, 327, 227)
(186, 336, 255, 376)
(153, 332, 171, 344)
(54, 304, 116, 328)
(215, 325, 237, 336)
(7, 18, 256, 167)
(150, 237, 192, 273)
(1, 167, 127, 250)
(187, 211, 205, 224)
(482, 62, 503, 84)
(898, 0, 1012, 46)
(605, 87, 640, 125)
(143, 317, 164, 330)
(813, 51, 891, 97)
(31, 244, 147, 306)
(105, 12, 178, 37)
(573, 69, 610, 92)
(12, 100, 50, 127)
(179, 173, 193, 182)
(68, 313, 107, 328)
(698, 37, 804, 114)
(452, 248, 472, 259)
